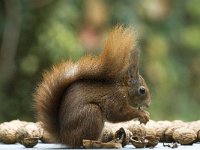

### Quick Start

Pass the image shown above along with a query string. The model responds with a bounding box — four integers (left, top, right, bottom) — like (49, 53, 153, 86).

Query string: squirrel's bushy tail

(34, 26, 136, 142)
(78, 26, 136, 80)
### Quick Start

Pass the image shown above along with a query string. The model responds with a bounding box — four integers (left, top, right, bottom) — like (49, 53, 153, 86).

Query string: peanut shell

(0, 120, 28, 144)
(145, 127, 160, 147)
(164, 124, 182, 142)
(173, 128, 197, 145)
(16, 123, 43, 148)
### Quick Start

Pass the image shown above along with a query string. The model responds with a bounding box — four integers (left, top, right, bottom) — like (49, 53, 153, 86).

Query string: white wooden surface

(0, 142, 200, 149)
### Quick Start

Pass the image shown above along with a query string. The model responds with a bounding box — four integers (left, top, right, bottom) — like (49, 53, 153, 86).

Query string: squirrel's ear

(130, 48, 140, 83)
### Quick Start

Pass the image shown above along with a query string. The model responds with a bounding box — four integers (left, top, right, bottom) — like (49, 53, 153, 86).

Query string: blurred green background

(0, 0, 200, 122)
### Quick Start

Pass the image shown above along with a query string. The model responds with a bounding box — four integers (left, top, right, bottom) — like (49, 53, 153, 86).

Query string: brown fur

(34, 26, 151, 147)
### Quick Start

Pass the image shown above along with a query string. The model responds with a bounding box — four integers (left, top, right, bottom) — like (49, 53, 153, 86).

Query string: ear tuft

(130, 48, 140, 82)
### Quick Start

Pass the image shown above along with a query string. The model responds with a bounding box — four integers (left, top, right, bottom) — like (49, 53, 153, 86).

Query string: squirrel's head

(127, 49, 151, 109)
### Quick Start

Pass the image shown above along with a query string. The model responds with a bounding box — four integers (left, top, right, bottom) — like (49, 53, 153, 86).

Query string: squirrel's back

(34, 26, 136, 143)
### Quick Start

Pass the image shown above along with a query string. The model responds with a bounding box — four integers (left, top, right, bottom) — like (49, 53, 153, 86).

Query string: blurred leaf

(20, 54, 39, 75)
(181, 25, 200, 50)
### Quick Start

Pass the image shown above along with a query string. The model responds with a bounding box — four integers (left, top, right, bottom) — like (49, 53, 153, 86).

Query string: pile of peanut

(0, 119, 200, 148)
(100, 120, 200, 148)
(0, 120, 51, 148)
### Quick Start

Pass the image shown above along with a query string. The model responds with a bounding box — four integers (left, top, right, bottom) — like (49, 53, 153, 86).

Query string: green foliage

(38, 22, 84, 63)
(0, 0, 200, 122)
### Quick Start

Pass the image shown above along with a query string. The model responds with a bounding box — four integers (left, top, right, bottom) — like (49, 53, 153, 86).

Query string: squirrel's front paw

(138, 110, 150, 124)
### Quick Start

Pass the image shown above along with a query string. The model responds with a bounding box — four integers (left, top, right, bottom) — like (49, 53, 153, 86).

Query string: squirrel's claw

(138, 110, 150, 124)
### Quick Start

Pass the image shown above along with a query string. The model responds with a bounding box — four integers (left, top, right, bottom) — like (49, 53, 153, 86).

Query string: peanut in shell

(172, 128, 197, 145)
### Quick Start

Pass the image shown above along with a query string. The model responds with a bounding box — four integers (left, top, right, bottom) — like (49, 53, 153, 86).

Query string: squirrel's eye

(138, 86, 146, 95)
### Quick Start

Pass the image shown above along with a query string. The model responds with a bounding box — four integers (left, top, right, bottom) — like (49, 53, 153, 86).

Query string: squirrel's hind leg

(59, 103, 104, 147)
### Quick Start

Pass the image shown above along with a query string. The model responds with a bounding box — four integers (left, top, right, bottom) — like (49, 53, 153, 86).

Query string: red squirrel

(34, 26, 151, 147)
